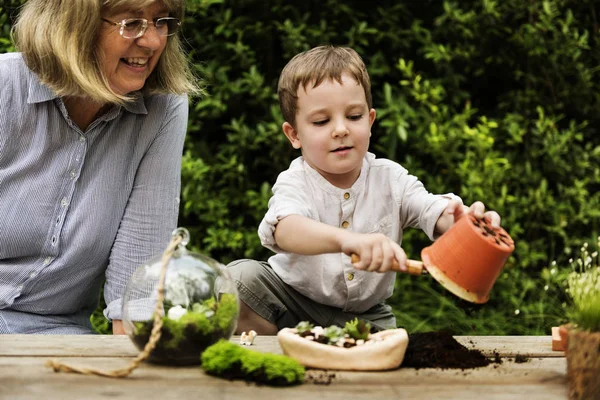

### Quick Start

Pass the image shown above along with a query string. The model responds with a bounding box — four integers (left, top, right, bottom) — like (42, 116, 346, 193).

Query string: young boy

(227, 45, 501, 334)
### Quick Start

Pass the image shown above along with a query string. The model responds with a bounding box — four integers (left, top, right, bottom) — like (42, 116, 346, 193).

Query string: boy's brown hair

(277, 45, 372, 125)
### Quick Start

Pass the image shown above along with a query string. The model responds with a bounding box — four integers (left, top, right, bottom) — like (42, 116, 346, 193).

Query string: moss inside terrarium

(132, 293, 238, 365)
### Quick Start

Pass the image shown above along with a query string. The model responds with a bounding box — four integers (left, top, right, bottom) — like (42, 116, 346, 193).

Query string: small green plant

(566, 238, 600, 332)
(294, 321, 314, 336)
(343, 318, 371, 340)
(323, 325, 345, 343)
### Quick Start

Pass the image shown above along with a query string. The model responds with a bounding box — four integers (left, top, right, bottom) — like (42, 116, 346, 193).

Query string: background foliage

(2, 0, 599, 335)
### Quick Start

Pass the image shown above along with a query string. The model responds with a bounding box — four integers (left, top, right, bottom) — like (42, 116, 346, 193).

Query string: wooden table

(0, 335, 567, 400)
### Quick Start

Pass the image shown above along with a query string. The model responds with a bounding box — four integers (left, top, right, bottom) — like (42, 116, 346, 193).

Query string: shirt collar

(302, 152, 374, 196)
(26, 72, 57, 104)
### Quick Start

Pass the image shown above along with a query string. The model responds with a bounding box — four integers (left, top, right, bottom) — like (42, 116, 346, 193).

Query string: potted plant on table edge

(559, 238, 600, 400)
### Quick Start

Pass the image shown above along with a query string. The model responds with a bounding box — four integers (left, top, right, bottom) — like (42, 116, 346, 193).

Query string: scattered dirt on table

(305, 370, 336, 385)
(513, 354, 529, 363)
(493, 351, 503, 364)
(402, 331, 500, 370)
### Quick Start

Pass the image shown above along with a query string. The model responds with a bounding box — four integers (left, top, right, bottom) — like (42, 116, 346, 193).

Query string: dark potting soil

(402, 331, 497, 370)
(132, 321, 224, 366)
(513, 354, 530, 363)
(305, 370, 337, 385)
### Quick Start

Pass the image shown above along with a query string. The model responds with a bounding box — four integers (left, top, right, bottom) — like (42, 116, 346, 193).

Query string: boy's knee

(225, 259, 266, 283)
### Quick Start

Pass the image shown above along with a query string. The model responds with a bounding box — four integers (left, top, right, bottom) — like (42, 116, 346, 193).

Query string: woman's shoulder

(0, 53, 33, 104)
(0, 53, 27, 80)
(0, 52, 24, 64)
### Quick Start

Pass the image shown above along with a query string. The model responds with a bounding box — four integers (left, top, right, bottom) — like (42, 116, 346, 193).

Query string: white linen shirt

(258, 152, 461, 313)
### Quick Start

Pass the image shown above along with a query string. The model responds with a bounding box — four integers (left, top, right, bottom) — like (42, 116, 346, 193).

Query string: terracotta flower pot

(559, 324, 573, 355)
(566, 328, 600, 400)
(422, 214, 514, 304)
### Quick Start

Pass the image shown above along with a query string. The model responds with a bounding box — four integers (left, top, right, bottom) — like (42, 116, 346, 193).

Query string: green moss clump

(201, 340, 304, 386)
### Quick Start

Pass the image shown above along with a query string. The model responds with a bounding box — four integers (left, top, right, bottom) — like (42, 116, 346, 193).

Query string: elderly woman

(0, 0, 200, 334)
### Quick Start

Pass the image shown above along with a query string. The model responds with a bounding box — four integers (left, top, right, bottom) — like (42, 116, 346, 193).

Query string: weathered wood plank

(0, 335, 279, 357)
(0, 356, 567, 400)
(0, 355, 567, 381)
(0, 334, 139, 357)
(0, 334, 560, 358)
(0, 380, 568, 400)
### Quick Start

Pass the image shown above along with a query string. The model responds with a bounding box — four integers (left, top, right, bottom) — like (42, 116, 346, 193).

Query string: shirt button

(70, 170, 76, 178)
(347, 273, 355, 281)
(29, 271, 37, 278)
(43, 257, 53, 265)
(344, 192, 350, 200)
(342, 221, 349, 229)
(61, 198, 68, 207)
(16, 284, 23, 290)
(79, 136, 85, 142)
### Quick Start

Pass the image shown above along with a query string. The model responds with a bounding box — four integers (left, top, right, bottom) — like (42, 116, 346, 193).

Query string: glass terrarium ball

(122, 228, 239, 365)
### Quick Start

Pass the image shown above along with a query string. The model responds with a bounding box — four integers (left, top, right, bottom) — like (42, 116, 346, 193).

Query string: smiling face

(283, 73, 376, 189)
(97, 2, 169, 96)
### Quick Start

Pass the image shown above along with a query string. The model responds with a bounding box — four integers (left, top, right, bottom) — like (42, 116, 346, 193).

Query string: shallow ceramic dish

(277, 327, 409, 371)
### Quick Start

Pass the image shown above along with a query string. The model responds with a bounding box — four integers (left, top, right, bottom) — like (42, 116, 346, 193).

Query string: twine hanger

(45, 231, 185, 378)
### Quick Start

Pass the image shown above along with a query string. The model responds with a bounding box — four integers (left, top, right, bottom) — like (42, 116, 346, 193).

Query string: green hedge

(2, 0, 599, 334)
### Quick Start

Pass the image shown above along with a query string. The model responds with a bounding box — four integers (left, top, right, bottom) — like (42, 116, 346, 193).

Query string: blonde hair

(277, 45, 372, 125)
(13, 0, 201, 105)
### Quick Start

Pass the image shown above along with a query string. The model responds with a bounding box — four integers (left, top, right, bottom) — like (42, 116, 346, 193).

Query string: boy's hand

(344, 233, 408, 273)
(435, 200, 501, 235)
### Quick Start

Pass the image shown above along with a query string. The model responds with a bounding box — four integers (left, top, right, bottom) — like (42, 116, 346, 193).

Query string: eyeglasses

(101, 17, 181, 39)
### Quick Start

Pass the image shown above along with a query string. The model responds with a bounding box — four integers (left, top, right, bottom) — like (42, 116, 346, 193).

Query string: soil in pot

(402, 331, 500, 369)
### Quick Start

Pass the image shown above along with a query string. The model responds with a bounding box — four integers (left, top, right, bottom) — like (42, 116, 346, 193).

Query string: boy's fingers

(445, 199, 460, 213)
(377, 242, 396, 272)
(446, 200, 469, 220)
(484, 211, 501, 228)
(394, 248, 408, 272)
(367, 245, 384, 272)
(351, 251, 371, 270)
(469, 201, 485, 218)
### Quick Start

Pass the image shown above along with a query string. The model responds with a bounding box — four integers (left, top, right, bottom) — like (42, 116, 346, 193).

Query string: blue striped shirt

(0, 53, 188, 334)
